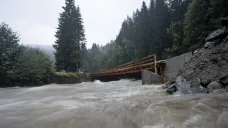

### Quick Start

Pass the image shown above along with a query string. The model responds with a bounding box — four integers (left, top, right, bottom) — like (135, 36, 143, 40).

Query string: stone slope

(166, 19, 228, 94)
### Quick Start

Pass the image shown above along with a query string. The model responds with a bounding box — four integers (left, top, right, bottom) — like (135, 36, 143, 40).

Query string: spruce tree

(0, 22, 23, 73)
(183, 0, 212, 51)
(154, 0, 171, 59)
(54, 0, 85, 72)
(166, 0, 192, 56)
(149, 0, 156, 54)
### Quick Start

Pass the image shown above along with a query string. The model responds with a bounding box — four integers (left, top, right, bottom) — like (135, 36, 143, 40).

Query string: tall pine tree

(183, 0, 212, 51)
(54, 0, 85, 72)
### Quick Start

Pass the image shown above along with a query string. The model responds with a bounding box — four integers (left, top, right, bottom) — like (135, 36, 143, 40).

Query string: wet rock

(166, 84, 177, 94)
(175, 76, 192, 94)
(205, 27, 228, 42)
(191, 86, 208, 94)
(207, 81, 223, 93)
(163, 80, 175, 89)
(204, 42, 213, 49)
(162, 84, 170, 89)
(225, 86, 228, 92)
(193, 49, 200, 54)
(213, 89, 225, 93)
(220, 75, 228, 86)
(199, 77, 211, 88)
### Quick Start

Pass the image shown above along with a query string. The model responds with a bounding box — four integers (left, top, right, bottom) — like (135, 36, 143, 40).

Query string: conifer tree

(54, 0, 85, 72)
(183, 0, 212, 51)
(154, 0, 171, 59)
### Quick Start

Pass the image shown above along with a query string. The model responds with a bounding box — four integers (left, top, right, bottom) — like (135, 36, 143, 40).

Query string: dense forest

(82, 0, 228, 72)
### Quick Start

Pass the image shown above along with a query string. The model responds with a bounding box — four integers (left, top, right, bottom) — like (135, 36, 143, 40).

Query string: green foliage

(165, 0, 192, 56)
(13, 47, 55, 86)
(0, 22, 24, 73)
(54, 0, 86, 72)
(0, 22, 24, 87)
(183, 0, 212, 51)
(55, 72, 78, 78)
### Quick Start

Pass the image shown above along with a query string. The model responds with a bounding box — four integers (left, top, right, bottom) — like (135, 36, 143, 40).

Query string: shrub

(55, 72, 80, 84)
(55, 72, 78, 78)
(13, 47, 55, 86)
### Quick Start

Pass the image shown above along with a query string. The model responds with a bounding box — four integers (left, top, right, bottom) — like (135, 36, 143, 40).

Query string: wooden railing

(90, 54, 157, 77)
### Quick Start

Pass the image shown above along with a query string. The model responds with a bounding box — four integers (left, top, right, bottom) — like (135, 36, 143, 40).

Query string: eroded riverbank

(0, 80, 228, 128)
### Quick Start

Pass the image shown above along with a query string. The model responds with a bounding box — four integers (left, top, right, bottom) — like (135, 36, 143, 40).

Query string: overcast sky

(1, 0, 149, 48)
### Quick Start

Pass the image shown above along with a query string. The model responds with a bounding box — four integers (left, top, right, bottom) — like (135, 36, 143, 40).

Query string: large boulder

(220, 75, 228, 86)
(225, 86, 228, 92)
(205, 27, 228, 42)
(175, 76, 192, 94)
(207, 81, 224, 93)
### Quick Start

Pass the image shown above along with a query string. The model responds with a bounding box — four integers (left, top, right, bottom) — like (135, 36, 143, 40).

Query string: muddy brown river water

(0, 80, 228, 128)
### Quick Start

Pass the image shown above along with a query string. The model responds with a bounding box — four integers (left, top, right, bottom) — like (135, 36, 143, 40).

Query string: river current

(0, 80, 228, 128)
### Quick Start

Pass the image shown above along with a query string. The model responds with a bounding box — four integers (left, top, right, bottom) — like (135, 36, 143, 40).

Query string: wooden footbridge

(89, 54, 166, 82)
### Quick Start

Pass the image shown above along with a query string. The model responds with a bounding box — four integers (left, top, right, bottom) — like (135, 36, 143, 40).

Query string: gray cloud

(0, 0, 149, 48)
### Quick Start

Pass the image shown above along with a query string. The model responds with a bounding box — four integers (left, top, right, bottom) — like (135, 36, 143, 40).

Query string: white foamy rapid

(0, 80, 228, 128)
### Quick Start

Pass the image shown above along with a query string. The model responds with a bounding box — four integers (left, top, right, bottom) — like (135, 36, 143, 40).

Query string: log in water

(0, 80, 228, 128)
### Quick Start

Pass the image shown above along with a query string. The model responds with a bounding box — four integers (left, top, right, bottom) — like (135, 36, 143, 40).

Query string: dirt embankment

(166, 18, 228, 94)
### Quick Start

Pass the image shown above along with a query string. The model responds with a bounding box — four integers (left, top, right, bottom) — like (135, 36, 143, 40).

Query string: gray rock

(220, 76, 228, 86)
(225, 86, 228, 92)
(175, 76, 192, 94)
(193, 49, 200, 54)
(207, 81, 223, 93)
(204, 42, 213, 49)
(205, 27, 228, 42)
(162, 84, 170, 89)
(199, 77, 211, 88)
(191, 86, 209, 94)
(163, 80, 175, 89)
(213, 89, 225, 93)
(166, 84, 177, 94)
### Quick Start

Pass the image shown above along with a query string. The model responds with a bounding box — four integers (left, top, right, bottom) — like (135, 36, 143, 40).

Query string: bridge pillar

(142, 70, 161, 85)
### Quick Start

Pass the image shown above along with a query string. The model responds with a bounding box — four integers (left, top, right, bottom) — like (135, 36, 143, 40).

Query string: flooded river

(0, 80, 228, 128)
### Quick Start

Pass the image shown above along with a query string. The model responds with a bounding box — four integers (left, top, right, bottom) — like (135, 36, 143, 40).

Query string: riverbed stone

(207, 81, 223, 93)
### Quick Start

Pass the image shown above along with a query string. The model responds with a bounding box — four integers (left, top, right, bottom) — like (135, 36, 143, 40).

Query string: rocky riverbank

(165, 18, 228, 94)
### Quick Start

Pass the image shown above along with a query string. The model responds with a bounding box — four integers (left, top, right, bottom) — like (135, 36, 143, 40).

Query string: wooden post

(154, 54, 157, 74)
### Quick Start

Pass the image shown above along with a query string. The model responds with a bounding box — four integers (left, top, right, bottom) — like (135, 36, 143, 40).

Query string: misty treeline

(82, 0, 228, 72)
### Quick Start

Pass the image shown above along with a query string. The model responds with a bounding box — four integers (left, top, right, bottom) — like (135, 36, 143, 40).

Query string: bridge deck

(89, 54, 166, 82)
